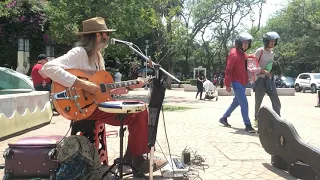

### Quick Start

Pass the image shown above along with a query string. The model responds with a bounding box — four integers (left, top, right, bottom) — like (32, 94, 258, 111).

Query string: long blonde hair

(75, 33, 105, 70)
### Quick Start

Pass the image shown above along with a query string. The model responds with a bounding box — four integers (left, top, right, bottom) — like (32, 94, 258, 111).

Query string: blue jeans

(223, 82, 251, 125)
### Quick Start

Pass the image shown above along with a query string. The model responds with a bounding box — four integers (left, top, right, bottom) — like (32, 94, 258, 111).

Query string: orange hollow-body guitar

(51, 69, 146, 121)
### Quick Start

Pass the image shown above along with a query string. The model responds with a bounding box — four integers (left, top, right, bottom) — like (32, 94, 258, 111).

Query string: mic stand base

(102, 114, 148, 180)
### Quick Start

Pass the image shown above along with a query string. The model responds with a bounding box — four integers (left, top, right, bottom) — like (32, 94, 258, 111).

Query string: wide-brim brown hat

(76, 17, 116, 35)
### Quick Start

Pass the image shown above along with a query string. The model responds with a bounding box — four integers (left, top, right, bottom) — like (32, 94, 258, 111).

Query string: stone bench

(218, 88, 252, 96)
(0, 91, 52, 139)
(276, 88, 295, 96)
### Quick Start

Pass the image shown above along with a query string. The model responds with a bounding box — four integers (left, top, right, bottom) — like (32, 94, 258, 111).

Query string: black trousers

(196, 86, 203, 99)
(34, 83, 51, 92)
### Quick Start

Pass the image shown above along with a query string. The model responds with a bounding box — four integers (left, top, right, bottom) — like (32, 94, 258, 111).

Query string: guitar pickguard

(258, 106, 320, 179)
(52, 90, 69, 100)
(52, 88, 79, 100)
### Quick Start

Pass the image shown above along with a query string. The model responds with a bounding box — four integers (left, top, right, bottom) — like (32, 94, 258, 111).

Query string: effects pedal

(181, 150, 191, 164)
(160, 156, 188, 178)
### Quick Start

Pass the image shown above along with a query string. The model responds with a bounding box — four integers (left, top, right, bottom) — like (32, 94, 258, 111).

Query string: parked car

(294, 73, 320, 93)
(275, 76, 295, 88)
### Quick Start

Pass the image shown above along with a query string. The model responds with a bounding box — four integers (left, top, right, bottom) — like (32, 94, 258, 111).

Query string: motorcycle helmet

(235, 32, 253, 51)
(263, 31, 280, 47)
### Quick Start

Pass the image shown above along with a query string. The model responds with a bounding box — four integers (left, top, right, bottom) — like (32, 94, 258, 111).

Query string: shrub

(189, 79, 197, 86)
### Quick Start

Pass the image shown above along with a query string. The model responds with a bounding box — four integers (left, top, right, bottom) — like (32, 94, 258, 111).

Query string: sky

(251, 0, 289, 27)
(196, 0, 289, 41)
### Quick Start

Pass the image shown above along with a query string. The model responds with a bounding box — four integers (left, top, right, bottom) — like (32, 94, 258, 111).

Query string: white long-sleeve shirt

(41, 47, 104, 87)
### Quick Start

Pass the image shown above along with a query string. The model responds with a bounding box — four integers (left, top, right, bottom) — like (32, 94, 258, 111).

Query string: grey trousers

(254, 77, 281, 119)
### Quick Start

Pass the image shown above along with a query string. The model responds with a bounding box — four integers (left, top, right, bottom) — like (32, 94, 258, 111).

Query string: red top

(224, 48, 248, 87)
(31, 63, 51, 86)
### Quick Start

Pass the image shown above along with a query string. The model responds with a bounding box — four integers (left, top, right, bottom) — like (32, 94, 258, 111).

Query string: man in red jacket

(219, 32, 256, 133)
(31, 54, 51, 91)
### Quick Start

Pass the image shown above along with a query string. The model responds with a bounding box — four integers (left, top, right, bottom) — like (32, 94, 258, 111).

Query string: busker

(41, 17, 167, 174)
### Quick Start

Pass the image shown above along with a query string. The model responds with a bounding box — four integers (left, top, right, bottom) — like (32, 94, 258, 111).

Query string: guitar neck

(104, 80, 140, 90)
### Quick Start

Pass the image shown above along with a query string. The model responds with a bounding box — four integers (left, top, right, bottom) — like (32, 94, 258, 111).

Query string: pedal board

(160, 156, 189, 178)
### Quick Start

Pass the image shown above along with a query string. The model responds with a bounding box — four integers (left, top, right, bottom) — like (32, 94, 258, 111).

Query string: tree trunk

(165, 17, 173, 89)
(165, 60, 173, 89)
(185, 44, 189, 79)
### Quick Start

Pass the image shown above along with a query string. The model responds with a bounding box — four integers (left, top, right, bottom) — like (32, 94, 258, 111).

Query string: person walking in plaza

(253, 32, 281, 127)
(196, 73, 204, 100)
(219, 32, 256, 133)
(213, 74, 218, 87)
(114, 69, 123, 97)
(316, 90, 320, 108)
(114, 69, 122, 83)
(31, 54, 51, 91)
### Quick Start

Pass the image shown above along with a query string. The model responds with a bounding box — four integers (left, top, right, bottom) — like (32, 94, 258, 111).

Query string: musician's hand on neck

(73, 78, 100, 95)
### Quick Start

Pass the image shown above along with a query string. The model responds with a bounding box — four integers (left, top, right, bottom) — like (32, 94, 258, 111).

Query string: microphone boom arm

(126, 44, 181, 83)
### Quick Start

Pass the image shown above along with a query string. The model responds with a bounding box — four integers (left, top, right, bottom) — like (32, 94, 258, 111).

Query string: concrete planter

(0, 91, 53, 139)
(184, 85, 197, 92)
(218, 88, 252, 96)
(171, 84, 186, 88)
(276, 88, 295, 96)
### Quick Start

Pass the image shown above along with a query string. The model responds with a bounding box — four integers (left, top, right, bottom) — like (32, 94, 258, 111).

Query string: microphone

(110, 38, 133, 46)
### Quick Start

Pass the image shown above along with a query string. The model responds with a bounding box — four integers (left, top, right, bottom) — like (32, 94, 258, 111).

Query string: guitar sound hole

(65, 106, 71, 112)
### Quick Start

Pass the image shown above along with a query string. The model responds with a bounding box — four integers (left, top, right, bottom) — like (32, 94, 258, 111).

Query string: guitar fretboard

(100, 80, 140, 92)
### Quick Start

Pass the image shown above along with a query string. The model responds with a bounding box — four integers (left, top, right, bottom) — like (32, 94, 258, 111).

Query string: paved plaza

(0, 88, 319, 179)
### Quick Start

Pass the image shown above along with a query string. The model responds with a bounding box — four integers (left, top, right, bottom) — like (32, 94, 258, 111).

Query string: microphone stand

(126, 44, 181, 83)
(121, 42, 180, 180)
(147, 64, 165, 180)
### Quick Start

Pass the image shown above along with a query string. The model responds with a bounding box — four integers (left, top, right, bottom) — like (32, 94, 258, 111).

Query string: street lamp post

(16, 38, 30, 74)
(250, 15, 255, 34)
(46, 46, 55, 60)
(144, 40, 149, 90)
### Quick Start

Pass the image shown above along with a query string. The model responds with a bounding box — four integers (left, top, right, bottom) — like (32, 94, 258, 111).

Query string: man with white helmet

(219, 32, 256, 133)
(253, 32, 281, 127)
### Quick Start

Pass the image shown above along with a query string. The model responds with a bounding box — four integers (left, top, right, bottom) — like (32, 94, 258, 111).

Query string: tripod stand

(102, 113, 147, 179)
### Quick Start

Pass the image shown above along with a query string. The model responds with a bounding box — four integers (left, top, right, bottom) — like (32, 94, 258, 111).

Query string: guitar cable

(56, 121, 73, 145)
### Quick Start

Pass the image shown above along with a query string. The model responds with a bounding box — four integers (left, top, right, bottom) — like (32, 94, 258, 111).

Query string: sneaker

(315, 104, 320, 108)
(253, 119, 258, 127)
(219, 117, 231, 127)
(245, 124, 257, 133)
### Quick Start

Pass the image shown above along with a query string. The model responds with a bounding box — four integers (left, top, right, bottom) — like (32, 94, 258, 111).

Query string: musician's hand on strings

(85, 82, 100, 95)
(74, 79, 100, 95)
